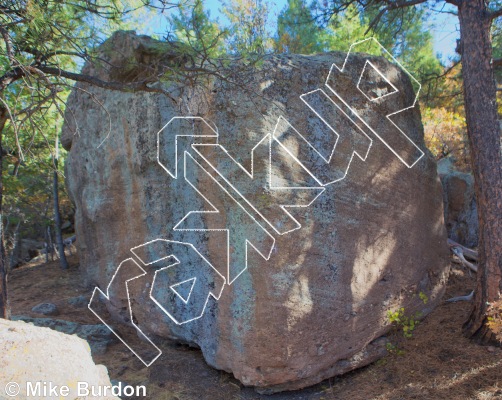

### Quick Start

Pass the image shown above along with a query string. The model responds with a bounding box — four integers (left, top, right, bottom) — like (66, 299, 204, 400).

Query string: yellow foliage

(486, 299, 502, 343)
(422, 106, 470, 170)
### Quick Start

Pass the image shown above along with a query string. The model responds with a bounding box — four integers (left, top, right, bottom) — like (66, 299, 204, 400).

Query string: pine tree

(275, 0, 323, 54)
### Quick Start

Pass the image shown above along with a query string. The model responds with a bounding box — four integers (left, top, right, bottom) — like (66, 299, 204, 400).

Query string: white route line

(157, 116, 219, 179)
(175, 151, 276, 285)
(88, 258, 162, 367)
(325, 37, 425, 168)
(289, 89, 374, 186)
(130, 238, 226, 325)
(89, 37, 425, 364)
(192, 133, 325, 236)
(357, 60, 399, 102)
(170, 277, 197, 304)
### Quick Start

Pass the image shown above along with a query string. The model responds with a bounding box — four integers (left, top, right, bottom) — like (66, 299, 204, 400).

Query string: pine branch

(0, 64, 178, 103)
(489, 7, 502, 21)
(364, 0, 428, 34)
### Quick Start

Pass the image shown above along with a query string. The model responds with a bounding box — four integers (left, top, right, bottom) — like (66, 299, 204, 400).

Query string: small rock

(78, 324, 118, 355)
(31, 303, 59, 316)
(12, 316, 117, 355)
(487, 346, 497, 353)
(438, 162, 478, 247)
(67, 295, 88, 308)
(61, 220, 72, 230)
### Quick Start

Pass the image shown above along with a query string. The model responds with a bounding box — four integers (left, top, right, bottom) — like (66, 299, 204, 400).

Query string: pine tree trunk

(458, 0, 502, 344)
(53, 157, 69, 270)
(0, 106, 10, 318)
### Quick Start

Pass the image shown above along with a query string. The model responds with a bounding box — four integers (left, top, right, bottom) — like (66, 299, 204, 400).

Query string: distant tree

(322, 3, 442, 87)
(275, 0, 323, 54)
(168, 0, 227, 59)
(52, 135, 68, 270)
(322, 4, 372, 51)
(221, 0, 272, 54)
(2, 98, 72, 269)
(422, 106, 469, 168)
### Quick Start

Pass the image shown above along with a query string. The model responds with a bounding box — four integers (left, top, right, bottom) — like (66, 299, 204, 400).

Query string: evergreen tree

(322, 4, 442, 83)
(221, 0, 272, 55)
(275, 0, 323, 54)
(168, 0, 227, 60)
(0, 0, 185, 316)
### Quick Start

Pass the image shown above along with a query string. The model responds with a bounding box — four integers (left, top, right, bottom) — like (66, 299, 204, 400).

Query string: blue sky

(142, 0, 460, 64)
(428, 10, 460, 63)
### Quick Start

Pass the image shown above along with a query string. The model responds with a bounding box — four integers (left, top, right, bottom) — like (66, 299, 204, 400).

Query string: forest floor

(9, 254, 502, 400)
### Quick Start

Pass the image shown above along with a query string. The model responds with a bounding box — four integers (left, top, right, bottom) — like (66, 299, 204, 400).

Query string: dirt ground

(8, 254, 502, 400)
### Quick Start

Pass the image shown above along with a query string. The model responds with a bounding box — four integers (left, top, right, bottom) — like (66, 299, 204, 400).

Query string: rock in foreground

(0, 318, 119, 399)
(62, 31, 449, 392)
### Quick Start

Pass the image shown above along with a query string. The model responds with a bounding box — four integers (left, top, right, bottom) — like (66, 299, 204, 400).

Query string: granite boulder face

(62, 31, 450, 392)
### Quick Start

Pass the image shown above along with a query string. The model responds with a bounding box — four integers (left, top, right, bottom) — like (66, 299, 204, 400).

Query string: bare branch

(447, 238, 479, 261)
(0, 97, 23, 162)
(421, 59, 461, 83)
(488, 7, 502, 21)
(446, 290, 474, 303)
(379, 0, 429, 9)
(0, 67, 25, 91)
(452, 247, 478, 273)
(364, 0, 428, 34)
(35, 66, 178, 103)
(17, 91, 59, 120)
(0, 26, 16, 66)
(17, 47, 90, 64)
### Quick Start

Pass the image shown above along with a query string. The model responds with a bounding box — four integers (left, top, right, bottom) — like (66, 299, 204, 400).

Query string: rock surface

(62, 31, 449, 391)
(67, 295, 88, 308)
(437, 158, 478, 247)
(31, 302, 59, 316)
(12, 316, 118, 355)
(0, 318, 119, 399)
(10, 239, 45, 267)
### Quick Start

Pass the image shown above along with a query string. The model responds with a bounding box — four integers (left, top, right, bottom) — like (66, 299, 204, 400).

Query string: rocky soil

(8, 254, 501, 399)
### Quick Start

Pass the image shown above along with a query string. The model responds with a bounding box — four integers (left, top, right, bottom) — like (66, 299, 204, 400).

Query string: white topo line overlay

(88, 258, 162, 367)
(326, 37, 424, 168)
(175, 150, 275, 285)
(131, 239, 226, 325)
(90, 37, 423, 367)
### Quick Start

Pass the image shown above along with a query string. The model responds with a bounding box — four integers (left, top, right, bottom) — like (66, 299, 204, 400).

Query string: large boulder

(62, 31, 449, 392)
(437, 158, 478, 247)
(0, 318, 119, 399)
